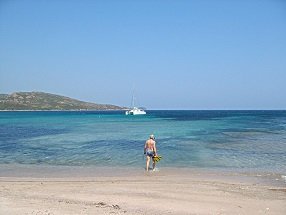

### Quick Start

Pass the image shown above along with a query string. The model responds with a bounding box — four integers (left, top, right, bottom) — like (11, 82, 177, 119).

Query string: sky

(0, 0, 285, 110)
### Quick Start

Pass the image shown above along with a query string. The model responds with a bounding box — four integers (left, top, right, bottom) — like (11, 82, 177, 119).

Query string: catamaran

(125, 93, 146, 115)
(125, 106, 146, 115)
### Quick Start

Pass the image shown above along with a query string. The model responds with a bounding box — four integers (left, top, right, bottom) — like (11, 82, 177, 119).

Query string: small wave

(152, 168, 160, 172)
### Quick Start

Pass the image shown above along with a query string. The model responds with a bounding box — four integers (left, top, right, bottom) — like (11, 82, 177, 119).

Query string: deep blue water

(0, 110, 285, 173)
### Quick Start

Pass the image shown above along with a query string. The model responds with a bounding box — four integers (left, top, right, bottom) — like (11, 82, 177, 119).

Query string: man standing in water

(144, 134, 157, 171)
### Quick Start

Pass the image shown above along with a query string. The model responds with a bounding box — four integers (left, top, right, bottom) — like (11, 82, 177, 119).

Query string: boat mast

(131, 86, 136, 108)
(133, 94, 136, 108)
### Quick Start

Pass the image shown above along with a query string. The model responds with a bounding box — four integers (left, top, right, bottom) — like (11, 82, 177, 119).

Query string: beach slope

(0, 169, 285, 215)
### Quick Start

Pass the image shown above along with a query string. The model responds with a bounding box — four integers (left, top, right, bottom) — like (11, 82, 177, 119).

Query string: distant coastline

(0, 91, 125, 111)
(0, 109, 127, 112)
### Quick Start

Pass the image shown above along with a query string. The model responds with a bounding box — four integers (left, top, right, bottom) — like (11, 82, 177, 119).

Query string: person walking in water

(144, 134, 157, 171)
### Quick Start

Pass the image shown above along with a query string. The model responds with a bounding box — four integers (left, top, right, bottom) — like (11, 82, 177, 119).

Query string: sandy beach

(0, 166, 285, 215)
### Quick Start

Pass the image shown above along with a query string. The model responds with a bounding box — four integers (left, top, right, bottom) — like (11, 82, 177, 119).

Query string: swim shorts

(146, 149, 154, 157)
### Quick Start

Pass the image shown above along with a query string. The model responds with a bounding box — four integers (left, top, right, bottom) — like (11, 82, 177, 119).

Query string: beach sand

(0, 166, 285, 215)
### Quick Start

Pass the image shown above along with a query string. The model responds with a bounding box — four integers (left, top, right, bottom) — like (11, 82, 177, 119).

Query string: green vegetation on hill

(0, 92, 124, 110)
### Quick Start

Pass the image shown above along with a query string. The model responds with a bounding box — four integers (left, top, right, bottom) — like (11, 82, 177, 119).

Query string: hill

(0, 92, 124, 110)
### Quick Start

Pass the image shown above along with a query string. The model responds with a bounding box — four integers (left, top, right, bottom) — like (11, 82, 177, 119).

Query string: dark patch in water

(150, 110, 286, 122)
(0, 125, 67, 141)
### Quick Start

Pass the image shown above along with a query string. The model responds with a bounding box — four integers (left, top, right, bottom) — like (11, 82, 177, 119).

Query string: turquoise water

(0, 110, 286, 173)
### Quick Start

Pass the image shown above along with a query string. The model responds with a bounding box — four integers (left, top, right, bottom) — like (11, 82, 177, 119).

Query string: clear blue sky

(0, 0, 285, 109)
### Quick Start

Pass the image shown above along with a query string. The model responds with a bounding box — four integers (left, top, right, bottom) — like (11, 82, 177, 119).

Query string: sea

(0, 110, 286, 174)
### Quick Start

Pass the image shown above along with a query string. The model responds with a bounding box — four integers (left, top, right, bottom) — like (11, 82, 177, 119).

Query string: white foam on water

(152, 168, 160, 172)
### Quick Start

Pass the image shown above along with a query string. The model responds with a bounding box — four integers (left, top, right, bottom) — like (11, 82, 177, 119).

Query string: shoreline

(1, 165, 285, 214)
(1, 164, 285, 182)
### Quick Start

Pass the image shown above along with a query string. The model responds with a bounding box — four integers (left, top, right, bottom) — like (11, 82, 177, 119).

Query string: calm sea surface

(0, 110, 285, 173)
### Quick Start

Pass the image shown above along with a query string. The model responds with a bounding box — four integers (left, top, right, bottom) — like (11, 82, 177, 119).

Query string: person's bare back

(145, 139, 155, 151)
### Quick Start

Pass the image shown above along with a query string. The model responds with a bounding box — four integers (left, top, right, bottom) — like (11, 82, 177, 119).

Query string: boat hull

(125, 108, 146, 115)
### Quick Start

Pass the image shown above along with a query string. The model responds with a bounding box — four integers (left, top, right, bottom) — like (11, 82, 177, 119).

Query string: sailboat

(125, 92, 146, 115)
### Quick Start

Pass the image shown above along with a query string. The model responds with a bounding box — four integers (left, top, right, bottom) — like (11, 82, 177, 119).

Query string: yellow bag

(153, 155, 162, 162)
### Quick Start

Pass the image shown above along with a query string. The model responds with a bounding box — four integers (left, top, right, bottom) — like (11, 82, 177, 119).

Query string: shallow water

(0, 110, 285, 174)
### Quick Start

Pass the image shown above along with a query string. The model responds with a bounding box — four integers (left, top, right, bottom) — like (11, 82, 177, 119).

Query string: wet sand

(0, 165, 285, 215)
